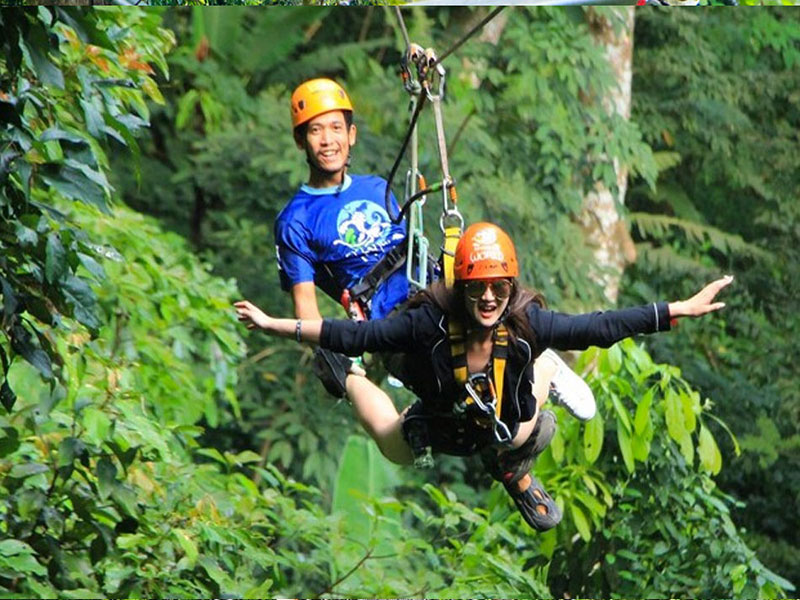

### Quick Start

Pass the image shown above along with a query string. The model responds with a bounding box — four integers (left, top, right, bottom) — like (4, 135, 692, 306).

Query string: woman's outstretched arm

(233, 299, 434, 355)
(234, 300, 322, 343)
(530, 275, 734, 352)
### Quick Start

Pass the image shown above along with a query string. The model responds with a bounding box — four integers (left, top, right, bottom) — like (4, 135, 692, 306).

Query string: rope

(384, 7, 505, 225)
(384, 93, 428, 224)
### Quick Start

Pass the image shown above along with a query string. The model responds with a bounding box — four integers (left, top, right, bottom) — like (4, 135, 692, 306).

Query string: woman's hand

(234, 300, 273, 331)
(669, 275, 733, 319)
(233, 301, 323, 343)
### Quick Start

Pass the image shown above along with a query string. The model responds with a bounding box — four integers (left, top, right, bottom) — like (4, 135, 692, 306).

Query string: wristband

(295, 320, 302, 342)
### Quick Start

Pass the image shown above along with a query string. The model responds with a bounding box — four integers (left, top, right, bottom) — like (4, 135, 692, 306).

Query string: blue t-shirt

(275, 174, 410, 320)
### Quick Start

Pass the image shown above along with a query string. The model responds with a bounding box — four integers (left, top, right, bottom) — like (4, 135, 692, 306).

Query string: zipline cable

(393, 6, 412, 49)
(435, 7, 504, 67)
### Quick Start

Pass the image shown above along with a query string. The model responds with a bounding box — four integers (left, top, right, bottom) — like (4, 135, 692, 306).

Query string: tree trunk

(580, 7, 637, 304)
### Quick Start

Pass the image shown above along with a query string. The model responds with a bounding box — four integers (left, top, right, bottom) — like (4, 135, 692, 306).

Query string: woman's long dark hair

(406, 278, 546, 349)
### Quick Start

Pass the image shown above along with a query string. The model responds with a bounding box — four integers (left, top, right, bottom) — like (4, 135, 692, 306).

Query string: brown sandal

(504, 472, 562, 531)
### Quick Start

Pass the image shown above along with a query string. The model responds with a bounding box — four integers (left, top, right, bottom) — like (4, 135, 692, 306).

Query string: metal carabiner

(492, 416, 512, 445)
(464, 373, 496, 416)
(463, 373, 513, 445)
(402, 44, 425, 96)
(439, 207, 464, 235)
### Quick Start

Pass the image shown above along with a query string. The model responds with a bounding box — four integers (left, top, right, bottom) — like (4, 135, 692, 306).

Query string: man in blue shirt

(276, 78, 412, 323)
(275, 79, 595, 444)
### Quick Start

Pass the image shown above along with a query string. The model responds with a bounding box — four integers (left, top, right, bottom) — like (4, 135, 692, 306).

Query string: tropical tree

(626, 8, 800, 587)
(1, 7, 173, 403)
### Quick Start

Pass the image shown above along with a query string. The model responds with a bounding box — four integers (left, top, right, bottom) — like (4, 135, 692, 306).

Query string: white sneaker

(541, 349, 596, 421)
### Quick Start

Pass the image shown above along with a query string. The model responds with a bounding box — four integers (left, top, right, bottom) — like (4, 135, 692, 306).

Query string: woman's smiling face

(463, 278, 514, 328)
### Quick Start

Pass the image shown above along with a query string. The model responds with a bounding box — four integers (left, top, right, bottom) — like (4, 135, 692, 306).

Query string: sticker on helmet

(469, 226, 505, 263)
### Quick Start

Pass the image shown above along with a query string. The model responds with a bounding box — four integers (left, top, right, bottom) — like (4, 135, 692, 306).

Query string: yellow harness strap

(448, 318, 468, 385)
(448, 319, 508, 421)
(492, 325, 508, 419)
(442, 225, 461, 289)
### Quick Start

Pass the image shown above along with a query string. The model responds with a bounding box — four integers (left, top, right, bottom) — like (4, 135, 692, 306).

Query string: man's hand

(669, 275, 733, 319)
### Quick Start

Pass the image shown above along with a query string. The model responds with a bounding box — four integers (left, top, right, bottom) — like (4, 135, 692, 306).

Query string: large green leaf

(1, 275, 19, 322)
(633, 387, 653, 436)
(697, 424, 722, 475)
(0, 553, 47, 577)
(40, 164, 108, 210)
(583, 409, 604, 464)
(9, 323, 52, 380)
(45, 232, 67, 283)
(23, 25, 64, 89)
(570, 502, 591, 542)
(60, 275, 101, 332)
(0, 538, 36, 557)
(9, 462, 49, 479)
(0, 426, 20, 457)
(664, 388, 687, 446)
(331, 434, 401, 553)
(616, 420, 635, 474)
(96, 457, 117, 500)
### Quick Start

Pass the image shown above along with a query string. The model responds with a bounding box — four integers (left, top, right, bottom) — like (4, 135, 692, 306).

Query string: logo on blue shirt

(334, 201, 397, 252)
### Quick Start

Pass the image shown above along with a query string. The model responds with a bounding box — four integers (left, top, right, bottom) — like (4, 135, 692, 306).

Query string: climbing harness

(342, 240, 408, 319)
(448, 318, 512, 445)
(403, 318, 513, 469)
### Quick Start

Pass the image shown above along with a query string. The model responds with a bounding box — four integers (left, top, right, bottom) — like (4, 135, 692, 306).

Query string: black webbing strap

(348, 241, 408, 307)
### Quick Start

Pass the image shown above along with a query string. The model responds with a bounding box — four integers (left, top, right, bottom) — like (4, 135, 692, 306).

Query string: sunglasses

(463, 279, 514, 300)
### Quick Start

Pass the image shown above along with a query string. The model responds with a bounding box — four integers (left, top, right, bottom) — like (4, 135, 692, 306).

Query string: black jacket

(320, 300, 671, 430)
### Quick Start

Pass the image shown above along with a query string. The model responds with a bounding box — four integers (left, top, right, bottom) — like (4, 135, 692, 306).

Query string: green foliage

(1, 7, 174, 406)
(2, 200, 294, 597)
(542, 340, 792, 598)
(332, 434, 402, 549)
(316, 340, 792, 597)
(3, 6, 790, 597)
(626, 8, 800, 588)
(325, 458, 552, 598)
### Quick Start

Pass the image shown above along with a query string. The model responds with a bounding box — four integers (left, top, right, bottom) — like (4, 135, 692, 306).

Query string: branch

(315, 547, 374, 597)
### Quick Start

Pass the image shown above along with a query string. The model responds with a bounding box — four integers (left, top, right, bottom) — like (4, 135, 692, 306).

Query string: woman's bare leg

(510, 354, 559, 448)
(345, 375, 413, 465)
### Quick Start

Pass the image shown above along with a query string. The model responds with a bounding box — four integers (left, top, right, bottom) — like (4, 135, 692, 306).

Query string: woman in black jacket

(235, 222, 732, 531)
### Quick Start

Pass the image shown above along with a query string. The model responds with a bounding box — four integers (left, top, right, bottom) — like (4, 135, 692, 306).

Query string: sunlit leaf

(617, 422, 635, 474)
(583, 409, 604, 464)
(698, 424, 722, 475)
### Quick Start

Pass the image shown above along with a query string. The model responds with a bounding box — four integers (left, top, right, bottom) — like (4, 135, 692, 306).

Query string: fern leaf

(630, 213, 772, 262)
(635, 243, 716, 276)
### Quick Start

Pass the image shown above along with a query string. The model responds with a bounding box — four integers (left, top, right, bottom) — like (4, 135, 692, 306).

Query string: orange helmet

(454, 222, 519, 281)
(290, 78, 353, 129)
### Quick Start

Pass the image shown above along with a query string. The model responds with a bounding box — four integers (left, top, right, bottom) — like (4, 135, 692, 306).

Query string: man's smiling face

(300, 110, 356, 176)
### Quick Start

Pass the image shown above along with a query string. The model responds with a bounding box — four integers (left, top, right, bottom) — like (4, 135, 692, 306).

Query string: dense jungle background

(1, 6, 798, 598)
